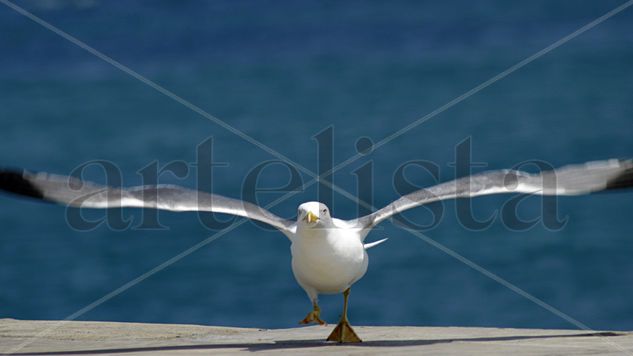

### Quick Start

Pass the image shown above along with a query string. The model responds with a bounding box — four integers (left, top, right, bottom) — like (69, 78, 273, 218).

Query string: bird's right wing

(0, 169, 295, 234)
(355, 159, 633, 229)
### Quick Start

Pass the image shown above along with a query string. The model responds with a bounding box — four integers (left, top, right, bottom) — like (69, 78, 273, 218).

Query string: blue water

(1, 0, 633, 331)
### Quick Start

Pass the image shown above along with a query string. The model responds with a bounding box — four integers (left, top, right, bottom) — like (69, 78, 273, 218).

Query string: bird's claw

(327, 319, 362, 343)
(299, 310, 326, 325)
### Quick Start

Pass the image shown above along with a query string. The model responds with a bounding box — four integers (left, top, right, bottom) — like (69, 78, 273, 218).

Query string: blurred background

(1, 0, 632, 330)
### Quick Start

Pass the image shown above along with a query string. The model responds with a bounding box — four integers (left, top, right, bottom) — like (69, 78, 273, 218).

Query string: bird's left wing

(354, 159, 633, 229)
(0, 169, 295, 234)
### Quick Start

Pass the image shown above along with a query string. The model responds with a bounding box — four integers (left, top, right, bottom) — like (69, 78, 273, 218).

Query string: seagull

(1, 158, 632, 342)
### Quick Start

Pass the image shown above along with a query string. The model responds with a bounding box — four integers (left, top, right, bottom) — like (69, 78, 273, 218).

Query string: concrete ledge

(1, 318, 631, 355)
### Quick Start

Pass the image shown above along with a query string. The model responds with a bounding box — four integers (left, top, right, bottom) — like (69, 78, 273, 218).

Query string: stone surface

(1, 318, 631, 355)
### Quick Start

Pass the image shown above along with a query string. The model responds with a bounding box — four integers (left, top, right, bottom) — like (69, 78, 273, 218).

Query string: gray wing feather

(0, 169, 295, 233)
(357, 159, 633, 229)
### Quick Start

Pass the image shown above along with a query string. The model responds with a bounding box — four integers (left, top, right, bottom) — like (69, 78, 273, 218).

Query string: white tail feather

(364, 238, 388, 249)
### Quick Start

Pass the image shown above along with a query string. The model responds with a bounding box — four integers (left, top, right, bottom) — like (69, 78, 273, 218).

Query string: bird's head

(297, 201, 331, 228)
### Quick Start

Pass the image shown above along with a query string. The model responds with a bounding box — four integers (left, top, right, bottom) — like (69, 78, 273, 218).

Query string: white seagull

(1, 158, 632, 342)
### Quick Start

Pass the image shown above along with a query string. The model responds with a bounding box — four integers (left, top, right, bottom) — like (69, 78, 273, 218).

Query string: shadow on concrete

(3, 332, 623, 355)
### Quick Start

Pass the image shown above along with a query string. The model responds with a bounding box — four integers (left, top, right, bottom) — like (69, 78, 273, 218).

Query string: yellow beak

(306, 211, 319, 224)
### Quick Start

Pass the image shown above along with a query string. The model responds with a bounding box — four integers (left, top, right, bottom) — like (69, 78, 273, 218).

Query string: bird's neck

(296, 223, 332, 236)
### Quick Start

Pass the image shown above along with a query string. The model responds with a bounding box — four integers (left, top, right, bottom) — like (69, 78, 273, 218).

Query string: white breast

(290, 223, 368, 294)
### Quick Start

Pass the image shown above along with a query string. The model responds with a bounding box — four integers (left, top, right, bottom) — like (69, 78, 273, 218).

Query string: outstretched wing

(0, 169, 295, 233)
(356, 159, 633, 229)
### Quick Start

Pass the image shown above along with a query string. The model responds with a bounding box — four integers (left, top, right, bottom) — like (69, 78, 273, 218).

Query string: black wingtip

(0, 169, 45, 200)
(605, 162, 633, 191)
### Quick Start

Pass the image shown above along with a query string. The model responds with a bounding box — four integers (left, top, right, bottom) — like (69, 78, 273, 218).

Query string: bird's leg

(299, 301, 326, 325)
(326, 288, 362, 343)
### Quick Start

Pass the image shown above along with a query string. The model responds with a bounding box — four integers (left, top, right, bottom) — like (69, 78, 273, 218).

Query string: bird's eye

(322, 209, 327, 214)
